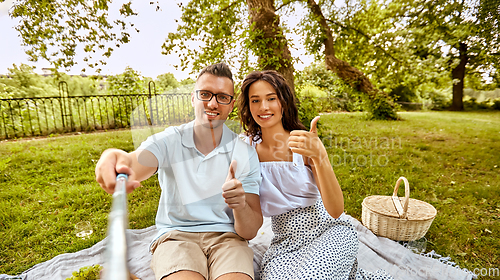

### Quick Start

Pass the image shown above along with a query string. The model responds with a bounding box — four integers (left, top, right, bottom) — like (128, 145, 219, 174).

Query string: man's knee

(162, 270, 206, 280)
(215, 272, 252, 280)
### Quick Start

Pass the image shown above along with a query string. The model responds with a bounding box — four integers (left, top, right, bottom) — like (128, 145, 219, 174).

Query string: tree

(0, 64, 57, 98)
(246, 0, 295, 90)
(300, 0, 398, 119)
(298, 0, 499, 112)
(107, 66, 144, 95)
(161, 0, 295, 88)
(298, 0, 427, 95)
(155, 73, 180, 93)
(296, 63, 363, 112)
(388, 0, 500, 111)
(162, 0, 398, 118)
(3, 0, 139, 72)
(8, 0, 443, 119)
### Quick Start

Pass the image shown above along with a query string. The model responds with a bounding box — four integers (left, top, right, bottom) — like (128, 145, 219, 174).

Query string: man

(95, 63, 262, 280)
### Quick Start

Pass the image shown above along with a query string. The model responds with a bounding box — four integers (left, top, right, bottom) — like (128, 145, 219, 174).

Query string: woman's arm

(308, 154, 344, 218)
(288, 116, 344, 218)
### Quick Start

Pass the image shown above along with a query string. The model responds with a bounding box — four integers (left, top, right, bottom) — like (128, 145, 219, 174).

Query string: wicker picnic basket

(361, 177, 437, 241)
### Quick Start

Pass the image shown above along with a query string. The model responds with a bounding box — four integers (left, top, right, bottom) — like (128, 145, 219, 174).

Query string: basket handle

(392, 177, 410, 219)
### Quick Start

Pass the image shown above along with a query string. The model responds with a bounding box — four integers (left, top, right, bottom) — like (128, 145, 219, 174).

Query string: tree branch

(276, 0, 301, 12)
(200, 0, 241, 19)
(326, 18, 401, 64)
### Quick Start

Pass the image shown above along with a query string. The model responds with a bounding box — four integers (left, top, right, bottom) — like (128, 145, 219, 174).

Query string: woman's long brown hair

(238, 70, 307, 142)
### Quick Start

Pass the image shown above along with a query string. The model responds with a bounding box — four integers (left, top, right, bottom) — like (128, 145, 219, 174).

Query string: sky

(0, 0, 314, 81)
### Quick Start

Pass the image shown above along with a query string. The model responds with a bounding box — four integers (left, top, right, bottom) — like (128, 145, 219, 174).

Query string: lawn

(0, 111, 499, 277)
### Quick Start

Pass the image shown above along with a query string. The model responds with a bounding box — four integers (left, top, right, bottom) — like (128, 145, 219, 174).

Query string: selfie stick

(103, 173, 130, 280)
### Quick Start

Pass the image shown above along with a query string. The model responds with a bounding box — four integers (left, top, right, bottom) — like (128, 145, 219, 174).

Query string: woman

(238, 70, 393, 280)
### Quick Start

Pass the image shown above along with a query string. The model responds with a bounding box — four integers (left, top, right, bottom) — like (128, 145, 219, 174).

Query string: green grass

(0, 130, 161, 275)
(1, 111, 499, 276)
(319, 111, 500, 274)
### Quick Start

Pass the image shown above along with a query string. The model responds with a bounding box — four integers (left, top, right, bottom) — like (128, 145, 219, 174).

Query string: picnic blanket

(1, 215, 475, 280)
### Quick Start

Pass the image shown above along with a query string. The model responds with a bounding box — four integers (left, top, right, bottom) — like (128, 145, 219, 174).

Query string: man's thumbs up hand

(222, 160, 246, 211)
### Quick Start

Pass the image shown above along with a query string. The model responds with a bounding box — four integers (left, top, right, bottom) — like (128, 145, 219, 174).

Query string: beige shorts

(150, 230, 254, 280)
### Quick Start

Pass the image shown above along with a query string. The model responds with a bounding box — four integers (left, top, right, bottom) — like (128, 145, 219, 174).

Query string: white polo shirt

(138, 120, 261, 245)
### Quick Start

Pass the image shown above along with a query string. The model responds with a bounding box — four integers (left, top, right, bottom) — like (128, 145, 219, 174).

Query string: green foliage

(180, 78, 195, 86)
(153, 74, 195, 94)
(66, 264, 102, 280)
(301, 85, 328, 98)
(492, 99, 500, 110)
(298, 0, 499, 110)
(295, 63, 398, 120)
(299, 0, 419, 91)
(465, 72, 498, 91)
(0, 64, 196, 138)
(463, 97, 498, 110)
(106, 67, 145, 126)
(0, 64, 58, 98)
(58, 74, 102, 97)
(296, 63, 338, 92)
(155, 73, 180, 93)
(0, 64, 108, 99)
(162, 0, 250, 78)
(421, 90, 452, 111)
(7, 0, 498, 112)
(9, 0, 139, 72)
(390, 0, 500, 105)
(245, 19, 293, 74)
(389, 85, 417, 103)
(296, 96, 317, 131)
(295, 63, 363, 112)
(364, 93, 399, 120)
(107, 67, 144, 96)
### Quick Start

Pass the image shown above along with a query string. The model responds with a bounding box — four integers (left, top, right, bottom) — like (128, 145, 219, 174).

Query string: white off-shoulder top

(242, 135, 321, 217)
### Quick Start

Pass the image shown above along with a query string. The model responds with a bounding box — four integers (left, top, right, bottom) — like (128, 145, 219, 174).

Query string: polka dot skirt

(260, 200, 394, 280)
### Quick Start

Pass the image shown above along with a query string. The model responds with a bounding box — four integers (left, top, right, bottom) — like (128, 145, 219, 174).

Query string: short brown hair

(197, 63, 233, 84)
(238, 70, 306, 142)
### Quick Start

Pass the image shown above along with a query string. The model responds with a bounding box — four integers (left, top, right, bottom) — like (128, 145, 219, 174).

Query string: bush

(389, 85, 417, 102)
(492, 99, 500, 110)
(299, 85, 332, 113)
(297, 96, 317, 130)
(478, 99, 492, 110)
(464, 97, 493, 110)
(295, 63, 398, 120)
(364, 94, 399, 120)
(295, 63, 363, 113)
(422, 90, 451, 110)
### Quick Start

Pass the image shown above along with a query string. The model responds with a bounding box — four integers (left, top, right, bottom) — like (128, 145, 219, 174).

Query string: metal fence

(0, 92, 193, 140)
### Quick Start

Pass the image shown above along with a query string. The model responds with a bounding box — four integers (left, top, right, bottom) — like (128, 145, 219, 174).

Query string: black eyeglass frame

(195, 90, 234, 105)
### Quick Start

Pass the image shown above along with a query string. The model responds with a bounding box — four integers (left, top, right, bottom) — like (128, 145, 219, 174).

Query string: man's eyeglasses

(195, 90, 234, 105)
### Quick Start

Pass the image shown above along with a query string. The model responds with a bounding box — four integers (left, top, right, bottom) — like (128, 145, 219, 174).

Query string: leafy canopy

(6, 0, 139, 73)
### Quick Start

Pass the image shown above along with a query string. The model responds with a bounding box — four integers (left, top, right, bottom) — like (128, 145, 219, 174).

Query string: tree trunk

(306, 0, 376, 97)
(246, 0, 295, 91)
(449, 42, 468, 111)
(306, 0, 397, 119)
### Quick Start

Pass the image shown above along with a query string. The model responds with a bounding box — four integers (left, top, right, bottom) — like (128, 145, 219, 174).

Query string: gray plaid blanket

(1, 216, 474, 280)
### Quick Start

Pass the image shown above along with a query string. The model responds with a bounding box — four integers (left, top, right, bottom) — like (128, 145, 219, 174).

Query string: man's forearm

(233, 194, 263, 240)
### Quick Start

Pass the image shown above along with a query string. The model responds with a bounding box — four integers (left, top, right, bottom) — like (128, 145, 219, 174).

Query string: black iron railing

(0, 93, 193, 140)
